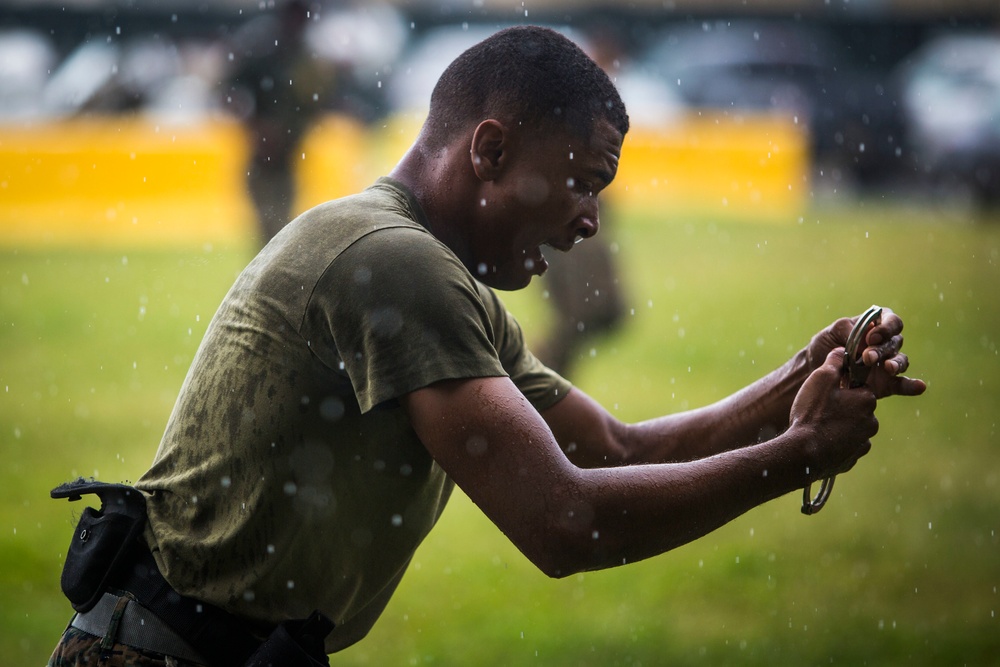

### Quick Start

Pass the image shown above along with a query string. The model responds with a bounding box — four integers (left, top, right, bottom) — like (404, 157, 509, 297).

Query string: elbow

(528, 547, 590, 580)
(518, 506, 611, 579)
(531, 549, 587, 580)
(503, 471, 628, 579)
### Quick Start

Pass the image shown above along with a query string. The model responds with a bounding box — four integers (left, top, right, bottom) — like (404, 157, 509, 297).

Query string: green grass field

(2, 199, 998, 666)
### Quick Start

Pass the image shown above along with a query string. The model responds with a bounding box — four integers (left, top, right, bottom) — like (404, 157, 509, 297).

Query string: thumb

(823, 346, 846, 370)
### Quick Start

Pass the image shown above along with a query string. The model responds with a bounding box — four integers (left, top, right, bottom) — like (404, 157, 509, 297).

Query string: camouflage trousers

(48, 625, 209, 667)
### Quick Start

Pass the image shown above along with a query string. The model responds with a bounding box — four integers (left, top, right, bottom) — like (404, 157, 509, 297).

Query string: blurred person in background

(222, 0, 336, 245)
(535, 26, 628, 377)
(48, 26, 925, 667)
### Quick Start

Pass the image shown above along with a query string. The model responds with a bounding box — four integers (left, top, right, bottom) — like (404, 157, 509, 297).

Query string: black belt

(72, 591, 207, 663)
(108, 546, 264, 667)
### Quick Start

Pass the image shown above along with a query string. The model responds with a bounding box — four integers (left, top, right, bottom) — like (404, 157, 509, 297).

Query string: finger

(890, 375, 928, 397)
(863, 334, 903, 367)
(823, 347, 847, 376)
(835, 439, 872, 474)
(865, 307, 902, 346)
(884, 353, 909, 375)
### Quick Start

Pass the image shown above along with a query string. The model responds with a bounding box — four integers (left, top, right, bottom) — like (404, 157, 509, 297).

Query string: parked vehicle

(632, 19, 906, 185)
(896, 32, 1000, 207)
(0, 29, 57, 121)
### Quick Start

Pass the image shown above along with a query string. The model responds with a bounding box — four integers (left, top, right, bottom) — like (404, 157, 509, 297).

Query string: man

(49, 25, 925, 666)
(223, 0, 333, 244)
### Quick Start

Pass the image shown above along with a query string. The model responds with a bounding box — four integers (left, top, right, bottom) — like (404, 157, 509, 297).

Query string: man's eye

(567, 177, 593, 194)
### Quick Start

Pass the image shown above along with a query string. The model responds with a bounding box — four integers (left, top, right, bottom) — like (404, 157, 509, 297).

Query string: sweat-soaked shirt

(135, 177, 571, 651)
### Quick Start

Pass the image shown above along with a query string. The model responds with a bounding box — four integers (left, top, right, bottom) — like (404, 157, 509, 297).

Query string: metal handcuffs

(801, 305, 883, 515)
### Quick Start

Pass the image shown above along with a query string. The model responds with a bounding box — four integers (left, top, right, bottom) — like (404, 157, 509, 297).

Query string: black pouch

(51, 478, 147, 614)
(244, 610, 335, 667)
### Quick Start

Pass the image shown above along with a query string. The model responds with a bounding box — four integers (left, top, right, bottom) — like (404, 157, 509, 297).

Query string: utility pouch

(51, 478, 147, 614)
(244, 610, 335, 667)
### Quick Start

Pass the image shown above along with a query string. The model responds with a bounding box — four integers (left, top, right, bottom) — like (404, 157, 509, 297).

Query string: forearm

(548, 348, 812, 467)
(627, 347, 811, 463)
(538, 429, 815, 576)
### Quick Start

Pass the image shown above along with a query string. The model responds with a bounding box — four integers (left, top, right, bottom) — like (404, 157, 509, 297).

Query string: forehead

(526, 118, 623, 170)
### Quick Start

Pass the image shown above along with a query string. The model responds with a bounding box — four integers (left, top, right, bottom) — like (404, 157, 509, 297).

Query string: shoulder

(325, 226, 481, 316)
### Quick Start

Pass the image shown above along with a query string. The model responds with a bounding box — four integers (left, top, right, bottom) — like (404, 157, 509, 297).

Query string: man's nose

(575, 216, 599, 242)
(574, 200, 600, 241)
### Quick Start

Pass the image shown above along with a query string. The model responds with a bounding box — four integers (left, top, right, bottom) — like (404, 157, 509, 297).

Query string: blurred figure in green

(535, 220, 625, 376)
(535, 27, 628, 377)
(223, 0, 334, 244)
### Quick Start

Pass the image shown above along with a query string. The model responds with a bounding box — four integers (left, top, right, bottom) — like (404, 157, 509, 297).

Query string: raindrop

(391, 514, 403, 527)
(319, 397, 345, 422)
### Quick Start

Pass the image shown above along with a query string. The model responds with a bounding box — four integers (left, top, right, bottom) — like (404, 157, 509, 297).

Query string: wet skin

(463, 117, 624, 291)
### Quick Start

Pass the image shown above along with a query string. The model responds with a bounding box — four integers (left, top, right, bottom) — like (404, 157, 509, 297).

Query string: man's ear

(470, 119, 507, 181)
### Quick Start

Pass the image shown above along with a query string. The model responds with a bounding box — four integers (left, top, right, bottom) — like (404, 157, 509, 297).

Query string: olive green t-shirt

(136, 178, 571, 647)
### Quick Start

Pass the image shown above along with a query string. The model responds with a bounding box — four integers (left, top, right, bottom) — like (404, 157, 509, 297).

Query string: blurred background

(2, 0, 999, 243)
(2, 0, 999, 665)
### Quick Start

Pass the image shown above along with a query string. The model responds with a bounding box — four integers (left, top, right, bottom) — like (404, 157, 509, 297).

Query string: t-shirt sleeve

(306, 227, 507, 412)
(475, 283, 573, 412)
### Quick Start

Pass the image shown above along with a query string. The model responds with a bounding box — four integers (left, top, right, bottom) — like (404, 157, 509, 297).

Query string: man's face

(471, 118, 624, 291)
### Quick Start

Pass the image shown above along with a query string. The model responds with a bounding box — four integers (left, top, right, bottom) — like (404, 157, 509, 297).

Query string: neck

(389, 140, 475, 266)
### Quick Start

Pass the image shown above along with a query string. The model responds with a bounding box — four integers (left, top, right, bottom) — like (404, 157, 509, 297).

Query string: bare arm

(547, 309, 926, 469)
(400, 349, 878, 578)
(542, 349, 811, 468)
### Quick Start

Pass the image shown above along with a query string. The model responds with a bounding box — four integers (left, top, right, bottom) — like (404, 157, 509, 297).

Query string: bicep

(401, 376, 580, 561)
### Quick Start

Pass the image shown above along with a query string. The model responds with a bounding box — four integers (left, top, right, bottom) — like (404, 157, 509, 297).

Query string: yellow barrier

(295, 113, 374, 213)
(0, 117, 254, 247)
(610, 113, 809, 220)
(0, 111, 807, 247)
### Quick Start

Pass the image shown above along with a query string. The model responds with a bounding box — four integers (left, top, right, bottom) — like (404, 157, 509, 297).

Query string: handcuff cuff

(801, 305, 883, 516)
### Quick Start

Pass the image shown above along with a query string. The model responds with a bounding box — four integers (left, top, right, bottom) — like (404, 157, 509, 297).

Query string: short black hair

(424, 25, 629, 148)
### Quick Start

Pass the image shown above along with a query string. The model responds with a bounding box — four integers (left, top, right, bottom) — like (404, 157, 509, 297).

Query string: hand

(790, 348, 878, 479)
(806, 307, 927, 399)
